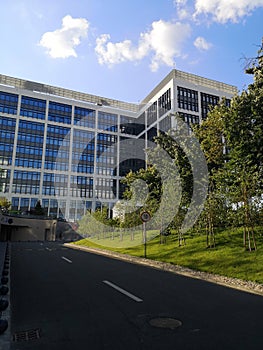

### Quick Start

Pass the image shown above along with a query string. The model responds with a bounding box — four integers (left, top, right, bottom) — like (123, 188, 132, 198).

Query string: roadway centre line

(61, 256, 72, 264)
(46, 247, 52, 251)
(103, 280, 143, 302)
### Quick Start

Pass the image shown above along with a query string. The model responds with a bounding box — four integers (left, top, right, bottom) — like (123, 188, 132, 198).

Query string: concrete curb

(64, 243, 263, 297)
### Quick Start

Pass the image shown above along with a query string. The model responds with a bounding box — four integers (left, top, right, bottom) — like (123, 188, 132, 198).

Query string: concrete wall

(0, 214, 57, 241)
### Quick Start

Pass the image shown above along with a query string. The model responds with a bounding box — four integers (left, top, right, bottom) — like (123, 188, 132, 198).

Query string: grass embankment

(73, 227, 263, 284)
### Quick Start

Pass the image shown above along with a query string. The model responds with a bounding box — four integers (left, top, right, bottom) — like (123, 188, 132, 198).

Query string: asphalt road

(10, 241, 263, 350)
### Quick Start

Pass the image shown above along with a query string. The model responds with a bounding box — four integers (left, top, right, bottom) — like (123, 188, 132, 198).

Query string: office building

(0, 70, 237, 221)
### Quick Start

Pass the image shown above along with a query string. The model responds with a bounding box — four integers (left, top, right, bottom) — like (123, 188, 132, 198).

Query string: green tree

(121, 166, 162, 217)
(194, 104, 228, 247)
(193, 39, 263, 251)
(222, 42, 263, 251)
(0, 197, 11, 213)
(34, 200, 45, 216)
(121, 122, 196, 246)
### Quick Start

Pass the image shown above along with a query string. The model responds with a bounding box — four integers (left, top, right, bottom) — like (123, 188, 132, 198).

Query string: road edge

(64, 243, 263, 297)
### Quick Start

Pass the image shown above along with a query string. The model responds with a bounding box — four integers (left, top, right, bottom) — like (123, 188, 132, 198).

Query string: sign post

(140, 211, 151, 258)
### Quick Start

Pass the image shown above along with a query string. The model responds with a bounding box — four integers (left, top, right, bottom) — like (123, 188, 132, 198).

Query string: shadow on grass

(74, 226, 263, 283)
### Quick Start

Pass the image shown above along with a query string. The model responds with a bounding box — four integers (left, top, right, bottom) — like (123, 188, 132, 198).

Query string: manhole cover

(13, 328, 41, 342)
(149, 317, 182, 329)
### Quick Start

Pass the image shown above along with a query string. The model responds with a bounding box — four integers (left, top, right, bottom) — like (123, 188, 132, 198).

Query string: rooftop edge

(0, 74, 139, 113)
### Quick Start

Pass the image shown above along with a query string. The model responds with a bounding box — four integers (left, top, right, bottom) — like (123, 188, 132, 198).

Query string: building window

(147, 127, 157, 142)
(179, 112, 200, 129)
(74, 107, 95, 128)
(159, 115, 171, 132)
(225, 98, 231, 108)
(20, 198, 30, 211)
(158, 88, 171, 117)
(0, 91, 18, 115)
(0, 117, 16, 165)
(70, 176, 93, 198)
(11, 197, 19, 210)
(96, 133, 117, 176)
(49, 199, 58, 216)
(120, 115, 144, 135)
(0, 116, 16, 129)
(95, 177, 115, 199)
(16, 120, 44, 168)
(177, 86, 198, 112)
(147, 102, 157, 126)
(48, 101, 72, 124)
(45, 125, 70, 171)
(0, 169, 11, 192)
(12, 170, 40, 194)
(72, 129, 95, 173)
(42, 172, 68, 196)
(20, 96, 46, 120)
(200, 92, 220, 119)
(98, 111, 117, 132)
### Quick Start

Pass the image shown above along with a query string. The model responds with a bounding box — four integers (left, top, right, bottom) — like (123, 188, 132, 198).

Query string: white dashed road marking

(103, 280, 143, 302)
(61, 256, 72, 263)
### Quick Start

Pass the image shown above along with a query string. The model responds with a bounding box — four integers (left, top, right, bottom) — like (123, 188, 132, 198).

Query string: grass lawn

(74, 226, 263, 284)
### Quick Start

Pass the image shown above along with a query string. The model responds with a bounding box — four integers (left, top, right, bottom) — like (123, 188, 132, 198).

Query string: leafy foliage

(0, 197, 11, 212)
(194, 39, 263, 251)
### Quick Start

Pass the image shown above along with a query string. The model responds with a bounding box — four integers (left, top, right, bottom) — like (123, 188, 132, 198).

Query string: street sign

(140, 211, 151, 222)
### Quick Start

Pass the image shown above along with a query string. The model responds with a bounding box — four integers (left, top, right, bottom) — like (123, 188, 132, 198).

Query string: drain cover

(13, 328, 41, 342)
(149, 317, 182, 329)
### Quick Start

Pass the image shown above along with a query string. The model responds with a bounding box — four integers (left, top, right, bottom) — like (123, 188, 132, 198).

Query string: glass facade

(158, 88, 171, 117)
(147, 127, 157, 142)
(0, 91, 18, 115)
(96, 133, 117, 176)
(72, 129, 95, 174)
(12, 170, 40, 195)
(159, 115, 171, 133)
(147, 102, 157, 126)
(42, 173, 68, 196)
(0, 117, 16, 165)
(48, 101, 72, 124)
(97, 111, 117, 132)
(70, 175, 93, 198)
(20, 96, 46, 120)
(74, 107, 95, 128)
(201, 92, 220, 120)
(179, 112, 200, 129)
(0, 169, 11, 193)
(45, 125, 70, 171)
(0, 71, 236, 220)
(16, 120, 44, 169)
(178, 86, 199, 112)
(120, 115, 144, 135)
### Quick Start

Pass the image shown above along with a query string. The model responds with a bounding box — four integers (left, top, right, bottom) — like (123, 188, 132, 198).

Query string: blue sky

(0, 0, 262, 103)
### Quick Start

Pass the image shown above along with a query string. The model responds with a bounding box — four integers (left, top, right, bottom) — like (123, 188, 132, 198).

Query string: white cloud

(39, 15, 89, 58)
(95, 20, 191, 71)
(194, 0, 263, 23)
(174, 0, 188, 4)
(194, 36, 212, 50)
(174, 0, 192, 20)
(95, 34, 148, 65)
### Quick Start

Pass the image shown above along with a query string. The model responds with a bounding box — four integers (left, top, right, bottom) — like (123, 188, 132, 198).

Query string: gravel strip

(64, 243, 263, 297)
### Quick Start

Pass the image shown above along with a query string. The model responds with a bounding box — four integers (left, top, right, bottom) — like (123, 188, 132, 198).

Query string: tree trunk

(206, 194, 216, 249)
(178, 231, 185, 246)
(242, 183, 257, 251)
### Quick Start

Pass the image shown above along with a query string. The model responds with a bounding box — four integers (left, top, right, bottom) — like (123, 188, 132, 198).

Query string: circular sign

(140, 211, 151, 222)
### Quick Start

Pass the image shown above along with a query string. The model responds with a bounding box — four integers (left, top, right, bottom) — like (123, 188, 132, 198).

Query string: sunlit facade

(0, 70, 237, 221)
